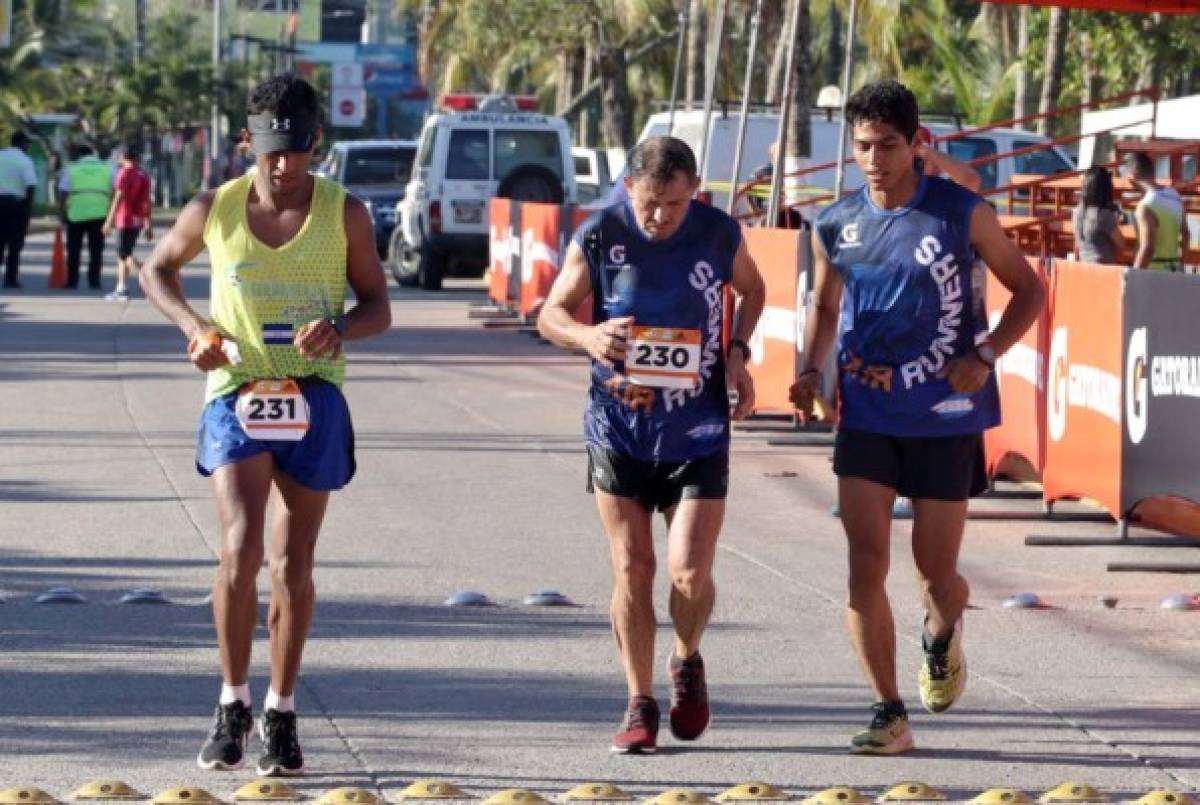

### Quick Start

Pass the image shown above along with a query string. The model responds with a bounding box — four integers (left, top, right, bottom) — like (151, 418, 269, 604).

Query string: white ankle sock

(220, 683, 251, 707)
(264, 688, 295, 713)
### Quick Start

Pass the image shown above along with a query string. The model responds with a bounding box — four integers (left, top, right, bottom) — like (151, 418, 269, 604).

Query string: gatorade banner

(744, 227, 804, 413)
(519, 202, 563, 318)
(488, 198, 516, 307)
(1042, 261, 1125, 519)
(1121, 269, 1200, 512)
(983, 257, 1049, 476)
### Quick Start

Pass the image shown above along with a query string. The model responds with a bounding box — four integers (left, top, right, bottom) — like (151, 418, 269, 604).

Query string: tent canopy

(984, 0, 1198, 12)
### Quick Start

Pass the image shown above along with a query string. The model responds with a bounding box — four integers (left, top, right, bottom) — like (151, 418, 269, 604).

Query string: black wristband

(798, 368, 821, 379)
(328, 315, 347, 337)
(729, 338, 751, 362)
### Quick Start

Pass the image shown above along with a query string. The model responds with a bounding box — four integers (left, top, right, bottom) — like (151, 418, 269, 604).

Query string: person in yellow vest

(1125, 151, 1189, 272)
(57, 144, 114, 289)
(140, 75, 392, 776)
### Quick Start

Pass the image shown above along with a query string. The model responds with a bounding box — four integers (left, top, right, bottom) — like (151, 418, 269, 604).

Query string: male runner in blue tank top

(539, 137, 766, 754)
(791, 80, 1044, 754)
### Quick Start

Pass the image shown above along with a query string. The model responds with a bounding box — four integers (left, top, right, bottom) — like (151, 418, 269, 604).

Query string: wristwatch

(328, 315, 348, 337)
(975, 339, 997, 368)
(729, 338, 752, 362)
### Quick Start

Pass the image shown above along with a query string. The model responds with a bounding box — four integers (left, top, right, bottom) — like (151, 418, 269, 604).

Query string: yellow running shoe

(849, 701, 914, 755)
(919, 616, 966, 713)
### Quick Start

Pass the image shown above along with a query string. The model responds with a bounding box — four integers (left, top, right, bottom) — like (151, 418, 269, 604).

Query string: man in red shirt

(103, 141, 153, 301)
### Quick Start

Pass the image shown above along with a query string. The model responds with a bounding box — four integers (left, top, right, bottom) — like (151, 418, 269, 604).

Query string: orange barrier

(48, 227, 67, 289)
(744, 227, 804, 413)
(1042, 260, 1125, 519)
(984, 257, 1049, 477)
(487, 198, 516, 308)
(519, 203, 563, 319)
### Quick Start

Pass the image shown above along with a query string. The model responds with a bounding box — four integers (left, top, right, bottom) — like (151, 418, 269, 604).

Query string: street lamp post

(210, 0, 223, 189)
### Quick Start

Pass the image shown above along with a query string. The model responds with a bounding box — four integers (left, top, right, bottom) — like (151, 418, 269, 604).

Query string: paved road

(1, 231, 1197, 800)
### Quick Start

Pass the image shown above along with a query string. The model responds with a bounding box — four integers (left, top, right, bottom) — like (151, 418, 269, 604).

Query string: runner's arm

(342, 195, 392, 338)
(140, 191, 216, 340)
(799, 230, 843, 374)
(970, 201, 1045, 356)
(918, 143, 982, 193)
(729, 239, 765, 347)
(538, 241, 631, 368)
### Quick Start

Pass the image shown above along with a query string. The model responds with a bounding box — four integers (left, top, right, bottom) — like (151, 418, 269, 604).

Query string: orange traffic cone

(48, 226, 67, 289)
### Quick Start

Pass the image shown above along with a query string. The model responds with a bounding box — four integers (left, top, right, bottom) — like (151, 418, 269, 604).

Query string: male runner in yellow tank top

(141, 75, 392, 775)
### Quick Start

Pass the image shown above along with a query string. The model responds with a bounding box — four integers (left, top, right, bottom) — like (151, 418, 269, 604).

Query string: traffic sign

(331, 87, 365, 127)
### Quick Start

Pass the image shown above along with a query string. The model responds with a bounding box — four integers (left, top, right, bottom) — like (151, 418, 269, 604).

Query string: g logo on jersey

(840, 223, 860, 248)
(609, 244, 626, 264)
(1125, 326, 1148, 445)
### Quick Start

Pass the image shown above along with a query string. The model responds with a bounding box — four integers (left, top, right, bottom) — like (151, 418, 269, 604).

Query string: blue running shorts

(195, 377, 356, 491)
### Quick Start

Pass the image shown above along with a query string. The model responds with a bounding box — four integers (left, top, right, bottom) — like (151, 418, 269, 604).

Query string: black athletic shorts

(117, 227, 140, 259)
(833, 428, 988, 501)
(586, 445, 729, 512)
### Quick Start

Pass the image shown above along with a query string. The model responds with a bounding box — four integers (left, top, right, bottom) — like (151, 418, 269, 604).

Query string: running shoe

(257, 708, 304, 776)
(919, 616, 966, 713)
(667, 652, 711, 740)
(850, 700, 914, 755)
(196, 701, 253, 771)
(611, 695, 659, 754)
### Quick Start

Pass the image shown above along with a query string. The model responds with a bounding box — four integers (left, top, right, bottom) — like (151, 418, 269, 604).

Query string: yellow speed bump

(482, 793, 546, 805)
(803, 789, 870, 805)
(715, 784, 790, 802)
(879, 783, 946, 802)
(1134, 794, 1196, 805)
(395, 782, 470, 802)
(562, 785, 632, 802)
(314, 791, 381, 805)
(969, 790, 1032, 805)
(232, 781, 303, 802)
(645, 792, 709, 805)
(1039, 785, 1107, 804)
(72, 782, 148, 801)
(0, 790, 61, 805)
(150, 790, 222, 805)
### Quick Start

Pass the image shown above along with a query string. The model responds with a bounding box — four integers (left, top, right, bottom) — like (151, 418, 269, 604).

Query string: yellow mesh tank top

(202, 172, 347, 403)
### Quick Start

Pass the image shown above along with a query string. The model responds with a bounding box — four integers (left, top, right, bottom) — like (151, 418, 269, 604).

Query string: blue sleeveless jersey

(575, 200, 741, 462)
(816, 174, 1000, 437)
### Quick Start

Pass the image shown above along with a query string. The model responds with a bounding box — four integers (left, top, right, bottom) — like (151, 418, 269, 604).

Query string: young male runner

(141, 74, 391, 774)
(791, 80, 1044, 754)
(539, 136, 765, 754)
(103, 142, 153, 301)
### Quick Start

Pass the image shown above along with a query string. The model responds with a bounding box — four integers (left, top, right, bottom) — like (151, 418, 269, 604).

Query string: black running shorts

(586, 445, 729, 512)
(833, 428, 988, 501)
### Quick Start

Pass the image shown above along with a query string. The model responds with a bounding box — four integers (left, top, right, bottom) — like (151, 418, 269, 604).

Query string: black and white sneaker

(257, 709, 304, 776)
(197, 701, 253, 770)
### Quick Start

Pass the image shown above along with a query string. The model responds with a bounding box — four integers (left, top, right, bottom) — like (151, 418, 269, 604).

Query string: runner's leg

(597, 491, 657, 697)
(664, 498, 723, 659)
(840, 475, 900, 702)
(911, 498, 970, 639)
(265, 469, 330, 698)
(212, 452, 274, 687)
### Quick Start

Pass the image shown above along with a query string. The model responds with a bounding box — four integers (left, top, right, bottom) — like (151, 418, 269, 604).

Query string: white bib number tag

(627, 326, 702, 389)
(236, 380, 310, 441)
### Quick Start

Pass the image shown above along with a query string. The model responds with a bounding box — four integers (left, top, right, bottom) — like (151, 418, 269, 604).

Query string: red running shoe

(668, 652, 710, 740)
(611, 695, 659, 754)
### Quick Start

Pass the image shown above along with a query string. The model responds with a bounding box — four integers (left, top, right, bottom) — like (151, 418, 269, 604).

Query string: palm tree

(1037, 6, 1069, 136)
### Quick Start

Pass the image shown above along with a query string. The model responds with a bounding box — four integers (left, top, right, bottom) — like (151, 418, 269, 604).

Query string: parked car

(572, 146, 623, 205)
(392, 94, 577, 290)
(317, 139, 418, 257)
